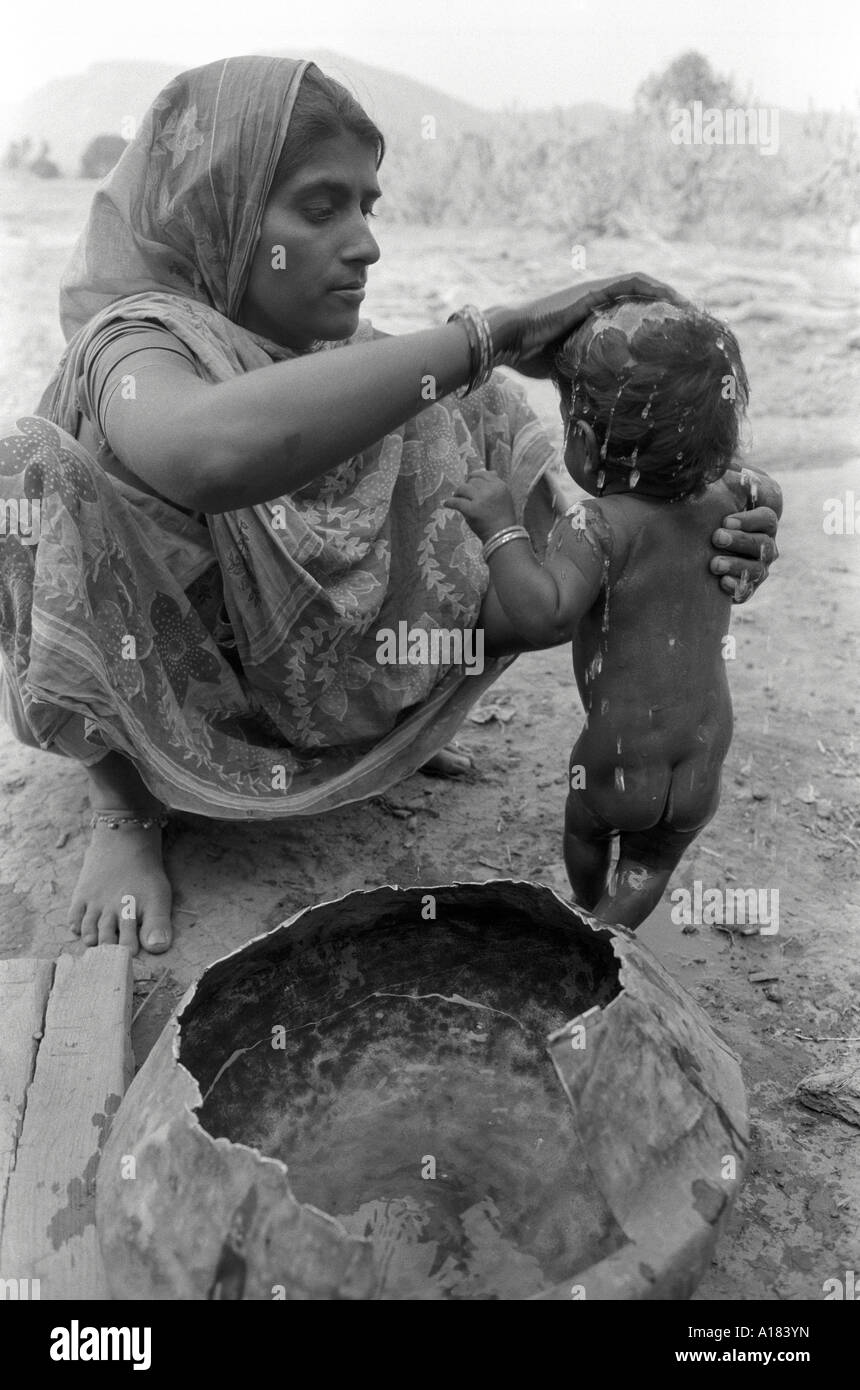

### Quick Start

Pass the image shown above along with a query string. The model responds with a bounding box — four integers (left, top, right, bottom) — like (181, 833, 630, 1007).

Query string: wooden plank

(0, 958, 55, 1223)
(0, 947, 133, 1299)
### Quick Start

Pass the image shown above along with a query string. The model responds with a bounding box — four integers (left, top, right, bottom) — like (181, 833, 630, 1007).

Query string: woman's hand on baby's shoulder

(446, 471, 518, 542)
(710, 504, 781, 603)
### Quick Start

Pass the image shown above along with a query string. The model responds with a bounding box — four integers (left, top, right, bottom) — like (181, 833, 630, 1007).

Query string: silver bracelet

(481, 525, 530, 561)
(448, 305, 495, 398)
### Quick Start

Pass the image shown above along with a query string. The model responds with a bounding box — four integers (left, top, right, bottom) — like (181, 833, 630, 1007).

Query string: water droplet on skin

(614, 767, 626, 792)
(596, 470, 605, 490)
(740, 467, 759, 506)
(676, 452, 683, 460)
(616, 736, 622, 754)
(715, 336, 725, 351)
(586, 652, 603, 682)
(629, 468, 640, 488)
(600, 381, 626, 462)
(669, 637, 676, 647)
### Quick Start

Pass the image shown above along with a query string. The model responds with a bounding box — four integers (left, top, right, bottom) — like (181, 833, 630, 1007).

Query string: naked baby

(448, 298, 778, 930)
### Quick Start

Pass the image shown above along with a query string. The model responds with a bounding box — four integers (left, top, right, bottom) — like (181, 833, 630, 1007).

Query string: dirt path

(1, 196, 858, 1298)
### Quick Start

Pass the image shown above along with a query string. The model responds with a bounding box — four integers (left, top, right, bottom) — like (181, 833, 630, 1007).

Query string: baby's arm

(446, 473, 610, 646)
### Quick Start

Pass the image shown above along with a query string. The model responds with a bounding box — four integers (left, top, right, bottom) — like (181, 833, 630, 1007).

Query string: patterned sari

(0, 55, 558, 818)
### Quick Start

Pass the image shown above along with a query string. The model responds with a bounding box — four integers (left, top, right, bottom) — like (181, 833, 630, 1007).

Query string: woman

(0, 55, 780, 955)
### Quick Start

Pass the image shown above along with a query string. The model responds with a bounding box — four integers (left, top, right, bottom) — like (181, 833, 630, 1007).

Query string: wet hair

(552, 300, 749, 500)
(272, 63, 386, 189)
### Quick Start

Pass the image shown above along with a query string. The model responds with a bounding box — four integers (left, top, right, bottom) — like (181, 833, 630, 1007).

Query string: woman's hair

(272, 63, 386, 188)
(553, 301, 749, 500)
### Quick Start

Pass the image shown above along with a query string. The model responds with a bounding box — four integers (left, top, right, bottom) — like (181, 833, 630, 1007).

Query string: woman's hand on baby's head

(488, 273, 691, 380)
(446, 471, 518, 542)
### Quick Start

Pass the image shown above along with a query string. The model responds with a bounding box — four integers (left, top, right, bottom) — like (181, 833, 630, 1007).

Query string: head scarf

(38, 55, 332, 424)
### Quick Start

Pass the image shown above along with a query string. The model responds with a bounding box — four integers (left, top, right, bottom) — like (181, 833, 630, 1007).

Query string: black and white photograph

(0, 0, 857, 1335)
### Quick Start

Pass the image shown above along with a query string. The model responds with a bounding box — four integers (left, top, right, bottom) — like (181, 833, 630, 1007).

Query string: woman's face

(239, 131, 382, 350)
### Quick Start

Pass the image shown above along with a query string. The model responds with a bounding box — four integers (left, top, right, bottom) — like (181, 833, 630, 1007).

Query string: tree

(635, 51, 740, 120)
(634, 52, 744, 229)
(29, 141, 60, 179)
(2, 136, 32, 171)
(80, 133, 128, 179)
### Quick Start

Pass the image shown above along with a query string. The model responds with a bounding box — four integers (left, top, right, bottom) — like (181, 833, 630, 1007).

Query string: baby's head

(552, 299, 749, 501)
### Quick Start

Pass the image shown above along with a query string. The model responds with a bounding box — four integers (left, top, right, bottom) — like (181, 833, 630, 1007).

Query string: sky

(4, 0, 858, 111)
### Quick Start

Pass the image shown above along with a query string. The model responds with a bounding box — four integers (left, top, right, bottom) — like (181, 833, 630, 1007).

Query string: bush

(80, 134, 128, 179)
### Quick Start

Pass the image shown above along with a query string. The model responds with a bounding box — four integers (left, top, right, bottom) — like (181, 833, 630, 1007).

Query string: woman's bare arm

(100, 323, 473, 513)
(96, 275, 689, 514)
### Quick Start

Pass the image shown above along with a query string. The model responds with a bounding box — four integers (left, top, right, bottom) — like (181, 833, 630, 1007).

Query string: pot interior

(179, 885, 628, 1298)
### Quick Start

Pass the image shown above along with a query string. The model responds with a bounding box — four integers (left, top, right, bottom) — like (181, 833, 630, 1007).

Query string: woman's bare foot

(69, 821, 173, 955)
(421, 741, 474, 777)
(69, 751, 174, 955)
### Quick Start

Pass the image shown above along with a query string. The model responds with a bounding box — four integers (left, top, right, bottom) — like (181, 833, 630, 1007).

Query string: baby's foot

(69, 821, 173, 955)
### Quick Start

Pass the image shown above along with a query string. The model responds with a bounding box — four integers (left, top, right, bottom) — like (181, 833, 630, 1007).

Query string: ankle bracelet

(90, 811, 169, 831)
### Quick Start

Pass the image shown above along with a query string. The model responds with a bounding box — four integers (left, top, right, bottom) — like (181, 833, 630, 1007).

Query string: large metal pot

(96, 881, 748, 1300)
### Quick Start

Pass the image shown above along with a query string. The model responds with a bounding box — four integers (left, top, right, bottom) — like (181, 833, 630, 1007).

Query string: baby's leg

(592, 822, 702, 930)
(592, 763, 723, 930)
(563, 786, 616, 911)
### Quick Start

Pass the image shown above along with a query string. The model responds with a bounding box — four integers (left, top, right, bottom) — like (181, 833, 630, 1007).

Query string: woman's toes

(97, 911, 119, 945)
(423, 743, 473, 777)
(68, 893, 87, 936)
(80, 907, 101, 947)
(140, 900, 173, 955)
(117, 910, 142, 955)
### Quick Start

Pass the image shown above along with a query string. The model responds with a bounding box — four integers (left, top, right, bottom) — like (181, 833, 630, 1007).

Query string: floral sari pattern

(0, 56, 559, 816)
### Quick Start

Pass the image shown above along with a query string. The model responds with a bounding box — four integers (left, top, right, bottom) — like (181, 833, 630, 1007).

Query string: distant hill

(0, 50, 620, 176)
(7, 61, 179, 176)
(286, 48, 495, 145)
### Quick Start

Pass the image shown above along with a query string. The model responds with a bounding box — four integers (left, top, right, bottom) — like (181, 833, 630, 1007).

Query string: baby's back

(574, 473, 747, 770)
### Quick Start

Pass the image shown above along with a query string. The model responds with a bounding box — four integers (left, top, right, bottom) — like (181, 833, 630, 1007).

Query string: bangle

(481, 525, 530, 561)
(447, 305, 494, 398)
